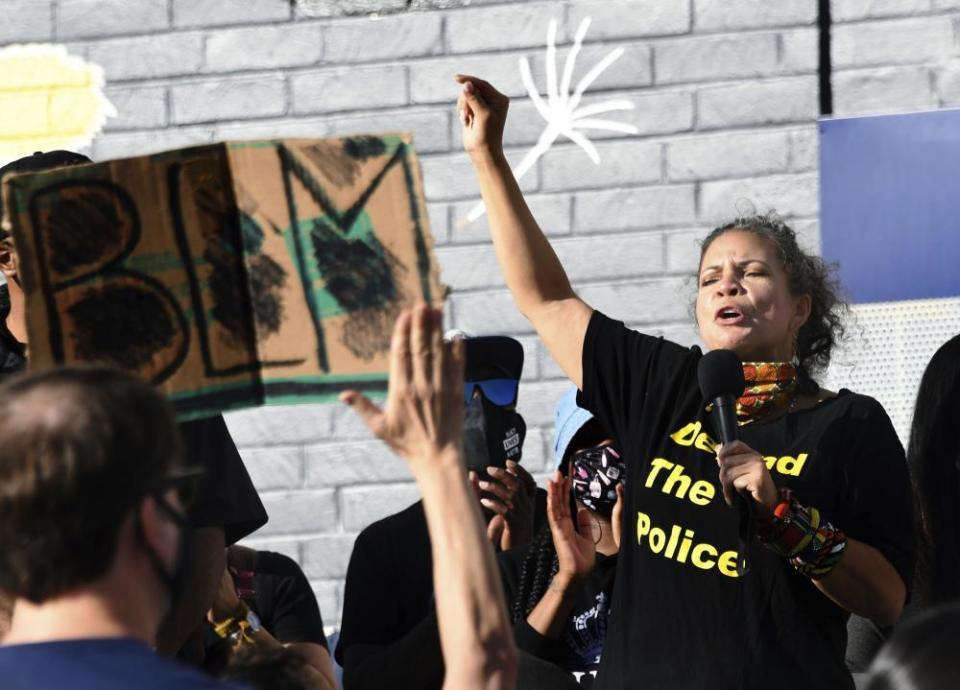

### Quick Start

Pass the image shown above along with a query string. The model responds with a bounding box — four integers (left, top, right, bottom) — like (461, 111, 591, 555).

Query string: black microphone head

(698, 349, 745, 401)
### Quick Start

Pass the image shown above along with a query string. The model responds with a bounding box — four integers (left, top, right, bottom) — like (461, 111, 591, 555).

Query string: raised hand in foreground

(341, 305, 517, 690)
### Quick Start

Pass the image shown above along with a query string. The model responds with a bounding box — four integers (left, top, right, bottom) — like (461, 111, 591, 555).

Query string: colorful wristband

(756, 488, 847, 579)
(212, 601, 251, 641)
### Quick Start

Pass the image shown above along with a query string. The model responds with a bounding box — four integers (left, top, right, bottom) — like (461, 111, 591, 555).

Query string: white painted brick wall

(57, 0, 170, 40)
(172, 0, 292, 27)
(322, 13, 444, 63)
(693, 0, 818, 31)
(291, 64, 407, 114)
(86, 32, 205, 80)
(567, 0, 691, 39)
(665, 130, 790, 181)
(204, 24, 324, 72)
(171, 75, 288, 124)
(575, 185, 698, 231)
(1, 1, 52, 43)
(833, 0, 931, 21)
(696, 77, 819, 130)
(540, 140, 662, 190)
(832, 16, 956, 68)
(445, 3, 569, 53)
(5, 0, 960, 628)
(654, 34, 780, 84)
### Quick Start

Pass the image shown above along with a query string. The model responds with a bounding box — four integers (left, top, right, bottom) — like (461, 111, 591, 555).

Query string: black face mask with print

(462, 389, 526, 478)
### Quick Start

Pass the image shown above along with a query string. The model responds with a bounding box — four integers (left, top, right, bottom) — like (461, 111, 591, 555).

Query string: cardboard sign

(1, 135, 445, 419)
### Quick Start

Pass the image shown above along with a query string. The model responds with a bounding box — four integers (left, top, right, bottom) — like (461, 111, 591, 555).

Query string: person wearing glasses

(335, 334, 543, 690)
(0, 367, 244, 690)
(0, 152, 268, 657)
(499, 387, 623, 686)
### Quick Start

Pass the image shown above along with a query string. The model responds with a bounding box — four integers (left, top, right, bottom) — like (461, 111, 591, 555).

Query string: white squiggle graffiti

(461, 17, 639, 225)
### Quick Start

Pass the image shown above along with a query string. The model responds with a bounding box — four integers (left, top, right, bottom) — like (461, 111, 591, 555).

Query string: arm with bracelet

(719, 431, 910, 627)
(208, 557, 338, 690)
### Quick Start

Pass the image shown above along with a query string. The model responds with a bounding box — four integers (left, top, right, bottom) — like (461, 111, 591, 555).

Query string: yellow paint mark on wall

(0, 44, 115, 166)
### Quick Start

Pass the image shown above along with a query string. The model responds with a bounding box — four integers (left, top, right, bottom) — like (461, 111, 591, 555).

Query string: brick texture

(4, 0, 957, 631)
(694, 0, 817, 31)
(173, 0, 292, 27)
(57, 0, 169, 40)
(0, 1, 52, 44)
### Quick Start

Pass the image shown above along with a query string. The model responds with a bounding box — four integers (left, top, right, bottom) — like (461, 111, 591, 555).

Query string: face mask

(135, 494, 191, 614)
(571, 445, 625, 518)
(463, 390, 526, 477)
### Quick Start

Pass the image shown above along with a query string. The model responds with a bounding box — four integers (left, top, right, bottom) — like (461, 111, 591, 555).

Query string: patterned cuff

(756, 488, 847, 579)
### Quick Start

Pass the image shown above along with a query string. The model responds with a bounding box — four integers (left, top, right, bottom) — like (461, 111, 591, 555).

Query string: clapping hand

(547, 470, 596, 587)
(478, 460, 537, 551)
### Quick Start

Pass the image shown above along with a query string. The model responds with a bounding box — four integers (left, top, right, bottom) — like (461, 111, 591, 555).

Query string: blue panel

(820, 109, 960, 304)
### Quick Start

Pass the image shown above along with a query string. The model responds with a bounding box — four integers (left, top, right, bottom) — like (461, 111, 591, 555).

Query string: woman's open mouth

(714, 306, 745, 325)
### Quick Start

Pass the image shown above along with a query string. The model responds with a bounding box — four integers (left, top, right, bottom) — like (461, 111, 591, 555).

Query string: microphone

(697, 349, 745, 447)
(697, 349, 751, 576)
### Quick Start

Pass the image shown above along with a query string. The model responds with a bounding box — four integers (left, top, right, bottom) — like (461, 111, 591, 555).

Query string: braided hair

(510, 521, 561, 622)
(511, 418, 610, 622)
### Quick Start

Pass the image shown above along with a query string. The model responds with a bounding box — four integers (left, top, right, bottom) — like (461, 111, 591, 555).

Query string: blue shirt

(0, 637, 247, 690)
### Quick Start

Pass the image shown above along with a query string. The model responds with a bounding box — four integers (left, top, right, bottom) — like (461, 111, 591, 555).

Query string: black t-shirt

(581, 312, 914, 690)
(336, 492, 549, 690)
(239, 550, 327, 645)
(335, 500, 444, 690)
(0, 284, 267, 545)
(204, 550, 327, 673)
(499, 545, 617, 676)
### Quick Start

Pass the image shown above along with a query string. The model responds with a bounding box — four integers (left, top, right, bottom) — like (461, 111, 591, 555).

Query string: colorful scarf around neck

(736, 362, 798, 425)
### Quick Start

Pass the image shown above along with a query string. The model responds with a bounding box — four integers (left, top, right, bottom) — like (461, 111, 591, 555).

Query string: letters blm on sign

(0, 135, 446, 420)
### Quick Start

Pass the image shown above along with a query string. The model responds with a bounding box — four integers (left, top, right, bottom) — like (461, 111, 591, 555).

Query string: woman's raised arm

(456, 74, 593, 389)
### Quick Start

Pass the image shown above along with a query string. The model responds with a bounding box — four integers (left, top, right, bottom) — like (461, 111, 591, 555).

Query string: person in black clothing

(0, 151, 268, 656)
(204, 546, 336, 689)
(341, 305, 518, 690)
(335, 334, 543, 690)
(456, 75, 914, 689)
(500, 386, 623, 684)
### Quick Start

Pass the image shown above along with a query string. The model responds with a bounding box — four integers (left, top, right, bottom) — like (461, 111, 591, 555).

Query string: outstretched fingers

(339, 390, 385, 442)
(387, 309, 413, 402)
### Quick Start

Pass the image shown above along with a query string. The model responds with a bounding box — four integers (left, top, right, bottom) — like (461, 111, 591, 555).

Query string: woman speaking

(454, 75, 914, 690)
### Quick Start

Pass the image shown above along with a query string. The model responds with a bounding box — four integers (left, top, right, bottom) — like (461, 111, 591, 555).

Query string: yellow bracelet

(213, 616, 239, 640)
(213, 600, 250, 640)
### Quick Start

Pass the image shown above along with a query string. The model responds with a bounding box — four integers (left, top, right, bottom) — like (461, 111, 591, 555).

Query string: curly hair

(698, 213, 848, 390)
